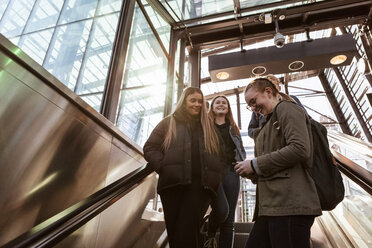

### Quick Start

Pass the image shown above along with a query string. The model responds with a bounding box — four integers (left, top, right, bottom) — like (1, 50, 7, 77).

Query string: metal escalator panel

(315, 131, 372, 248)
(316, 176, 372, 248)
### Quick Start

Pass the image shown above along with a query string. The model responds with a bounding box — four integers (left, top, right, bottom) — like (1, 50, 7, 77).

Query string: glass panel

(80, 93, 103, 112)
(24, 0, 64, 33)
(116, 86, 166, 146)
(96, 0, 122, 15)
(142, 0, 171, 54)
(43, 20, 93, 91)
(75, 13, 119, 99)
(0, 0, 11, 20)
(115, 2, 168, 146)
(58, 0, 99, 24)
(0, 0, 34, 37)
(17, 27, 54, 64)
(240, 0, 283, 9)
(160, 0, 234, 20)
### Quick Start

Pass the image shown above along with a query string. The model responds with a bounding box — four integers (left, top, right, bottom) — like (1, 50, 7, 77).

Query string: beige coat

(253, 100, 322, 219)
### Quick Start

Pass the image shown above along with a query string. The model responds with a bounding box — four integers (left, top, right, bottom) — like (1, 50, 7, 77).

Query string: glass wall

(0, 0, 122, 112)
(0, 0, 172, 147)
(115, 1, 170, 146)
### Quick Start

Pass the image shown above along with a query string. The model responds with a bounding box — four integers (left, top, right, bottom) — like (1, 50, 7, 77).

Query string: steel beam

(318, 71, 352, 135)
(100, 0, 136, 122)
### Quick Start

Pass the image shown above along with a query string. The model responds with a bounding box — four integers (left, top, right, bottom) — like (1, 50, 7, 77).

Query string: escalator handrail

(332, 149, 372, 195)
(1, 164, 154, 248)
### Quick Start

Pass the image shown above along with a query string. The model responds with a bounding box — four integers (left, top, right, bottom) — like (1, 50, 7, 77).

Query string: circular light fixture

(252, 66, 266, 76)
(330, 55, 347, 65)
(216, 71, 229, 80)
(288, 61, 304, 71)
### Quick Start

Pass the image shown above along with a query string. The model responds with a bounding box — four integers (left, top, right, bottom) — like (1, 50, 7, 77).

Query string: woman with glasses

(247, 75, 306, 139)
(203, 95, 246, 248)
(235, 77, 322, 248)
(143, 87, 226, 248)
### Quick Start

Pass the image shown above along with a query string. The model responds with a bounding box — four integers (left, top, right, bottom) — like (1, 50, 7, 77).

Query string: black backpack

(271, 101, 345, 211)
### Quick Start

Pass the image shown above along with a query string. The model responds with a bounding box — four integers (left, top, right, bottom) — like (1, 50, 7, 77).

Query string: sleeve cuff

(251, 158, 261, 175)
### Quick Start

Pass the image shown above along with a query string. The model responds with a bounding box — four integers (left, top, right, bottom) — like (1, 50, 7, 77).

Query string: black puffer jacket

(143, 112, 226, 195)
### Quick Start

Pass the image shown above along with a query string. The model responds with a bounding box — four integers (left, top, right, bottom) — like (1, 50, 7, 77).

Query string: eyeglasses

(246, 100, 257, 111)
(246, 93, 258, 111)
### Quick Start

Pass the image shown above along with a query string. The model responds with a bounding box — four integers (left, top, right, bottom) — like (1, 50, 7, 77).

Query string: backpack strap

(270, 100, 288, 130)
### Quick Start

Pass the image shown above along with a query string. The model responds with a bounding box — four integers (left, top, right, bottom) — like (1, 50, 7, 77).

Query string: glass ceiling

(159, 0, 326, 26)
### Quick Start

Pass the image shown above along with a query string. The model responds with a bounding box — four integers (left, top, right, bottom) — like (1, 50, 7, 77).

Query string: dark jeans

(245, 215, 315, 248)
(208, 164, 240, 248)
(160, 183, 212, 248)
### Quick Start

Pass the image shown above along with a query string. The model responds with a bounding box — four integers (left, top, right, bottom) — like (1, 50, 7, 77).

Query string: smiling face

(245, 87, 274, 116)
(185, 92, 203, 116)
(212, 96, 229, 116)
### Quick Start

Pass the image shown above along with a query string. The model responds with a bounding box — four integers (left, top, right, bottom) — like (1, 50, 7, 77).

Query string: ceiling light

(209, 34, 357, 82)
(289, 61, 304, 71)
(216, 71, 229, 80)
(252, 66, 266, 76)
(330, 55, 347, 65)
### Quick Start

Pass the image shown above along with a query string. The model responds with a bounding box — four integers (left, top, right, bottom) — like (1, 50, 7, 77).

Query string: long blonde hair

(163, 87, 220, 154)
(208, 95, 240, 135)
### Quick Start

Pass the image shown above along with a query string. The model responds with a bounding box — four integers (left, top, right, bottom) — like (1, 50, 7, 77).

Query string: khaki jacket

(253, 101, 322, 219)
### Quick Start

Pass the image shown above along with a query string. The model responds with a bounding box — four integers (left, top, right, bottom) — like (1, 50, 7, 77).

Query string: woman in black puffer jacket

(143, 87, 226, 248)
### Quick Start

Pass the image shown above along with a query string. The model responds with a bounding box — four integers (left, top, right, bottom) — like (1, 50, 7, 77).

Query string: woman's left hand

(234, 160, 253, 177)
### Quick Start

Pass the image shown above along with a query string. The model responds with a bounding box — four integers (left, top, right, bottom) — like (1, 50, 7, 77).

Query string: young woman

(143, 87, 226, 248)
(247, 75, 306, 139)
(234, 77, 322, 248)
(204, 95, 246, 248)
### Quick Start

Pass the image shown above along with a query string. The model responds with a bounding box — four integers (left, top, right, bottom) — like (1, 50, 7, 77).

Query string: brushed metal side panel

(54, 174, 158, 248)
(0, 36, 155, 247)
(0, 61, 113, 244)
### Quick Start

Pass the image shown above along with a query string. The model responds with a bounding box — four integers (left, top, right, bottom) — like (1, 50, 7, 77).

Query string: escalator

(1, 33, 371, 248)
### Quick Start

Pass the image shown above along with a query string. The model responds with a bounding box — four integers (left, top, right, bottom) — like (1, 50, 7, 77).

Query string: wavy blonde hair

(208, 95, 240, 135)
(162, 87, 220, 154)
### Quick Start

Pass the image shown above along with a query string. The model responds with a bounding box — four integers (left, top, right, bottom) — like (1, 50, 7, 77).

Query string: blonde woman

(143, 87, 225, 248)
(247, 75, 306, 139)
(204, 95, 246, 248)
(235, 77, 321, 248)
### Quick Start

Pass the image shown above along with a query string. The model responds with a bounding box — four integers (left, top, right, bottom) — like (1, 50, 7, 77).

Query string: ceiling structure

(146, 0, 372, 142)
(148, 0, 372, 83)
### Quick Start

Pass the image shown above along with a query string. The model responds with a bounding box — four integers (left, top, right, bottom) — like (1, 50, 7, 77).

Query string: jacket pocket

(259, 169, 290, 181)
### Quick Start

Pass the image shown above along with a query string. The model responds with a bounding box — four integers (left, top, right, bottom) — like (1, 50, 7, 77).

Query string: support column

(177, 39, 186, 100)
(100, 0, 136, 122)
(188, 46, 201, 88)
(164, 30, 179, 117)
(235, 88, 241, 129)
(333, 68, 372, 142)
(318, 71, 352, 135)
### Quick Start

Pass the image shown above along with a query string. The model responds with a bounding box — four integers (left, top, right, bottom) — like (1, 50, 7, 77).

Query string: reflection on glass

(116, 86, 166, 146)
(0, 0, 11, 21)
(58, 0, 99, 24)
(24, 0, 64, 33)
(17, 28, 54, 64)
(160, 0, 233, 20)
(75, 13, 119, 98)
(142, 0, 171, 54)
(97, 0, 122, 15)
(115, 2, 169, 146)
(43, 20, 93, 90)
(0, 0, 34, 37)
